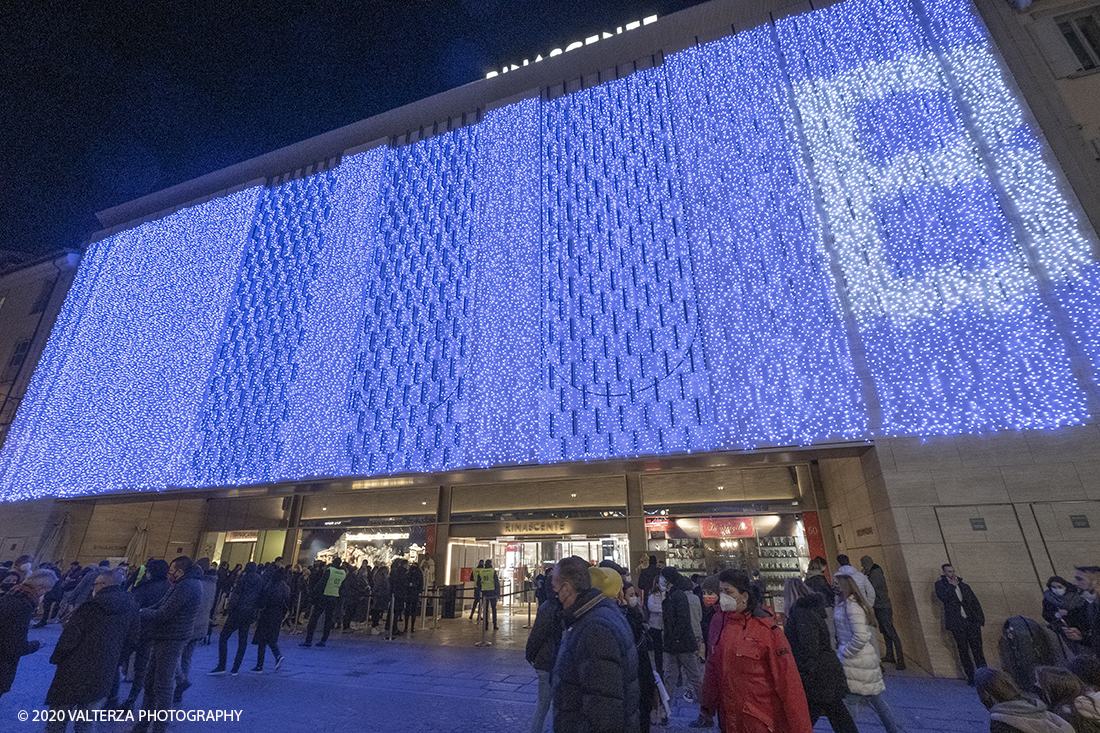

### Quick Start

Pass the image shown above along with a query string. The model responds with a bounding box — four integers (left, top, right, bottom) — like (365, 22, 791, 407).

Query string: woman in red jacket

(700, 570, 813, 733)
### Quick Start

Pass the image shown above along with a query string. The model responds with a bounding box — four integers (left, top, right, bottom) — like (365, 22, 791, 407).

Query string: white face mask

(628, 596, 640, 608)
(1053, 587, 1067, 597)
(719, 594, 739, 613)
(658, 577, 668, 592)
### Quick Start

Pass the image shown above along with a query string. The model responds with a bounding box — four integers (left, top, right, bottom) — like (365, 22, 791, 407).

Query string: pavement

(0, 601, 989, 732)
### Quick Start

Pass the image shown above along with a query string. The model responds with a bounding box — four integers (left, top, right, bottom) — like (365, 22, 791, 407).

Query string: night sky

(1, 0, 711, 259)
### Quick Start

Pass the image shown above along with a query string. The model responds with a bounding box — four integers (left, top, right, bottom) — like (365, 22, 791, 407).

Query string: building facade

(2, 0, 1100, 678)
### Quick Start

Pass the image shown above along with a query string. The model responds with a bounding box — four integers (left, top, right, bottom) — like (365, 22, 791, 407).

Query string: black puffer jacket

(784, 593, 848, 711)
(526, 598, 562, 672)
(0, 587, 40, 695)
(552, 588, 640, 733)
(46, 585, 140, 706)
(661, 572, 697, 655)
(140, 574, 203, 641)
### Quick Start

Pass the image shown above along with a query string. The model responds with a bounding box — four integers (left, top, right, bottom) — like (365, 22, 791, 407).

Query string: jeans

(481, 595, 497, 629)
(134, 638, 187, 733)
(46, 700, 103, 733)
(218, 612, 252, 671)
(306, 596, 337, 644)
(662, 650, 703, 699)
(845, 691, 902, 733)
(532, 669, 552, 733)
(257, 640, 282, 668)
(127, 640, 152, 701)
(811, 696, 860, 733)
(875, 606, 904, 663)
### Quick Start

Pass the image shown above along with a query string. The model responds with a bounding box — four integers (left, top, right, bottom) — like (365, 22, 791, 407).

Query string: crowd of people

(0, 552, 428, 732)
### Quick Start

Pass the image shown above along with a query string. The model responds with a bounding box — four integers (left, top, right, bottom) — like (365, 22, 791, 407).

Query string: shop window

(4, 339, 31, 381)
(30, 280, 53, 315)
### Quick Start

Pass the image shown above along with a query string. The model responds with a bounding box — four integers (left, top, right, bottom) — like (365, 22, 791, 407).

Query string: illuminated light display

(776, 0, 1089, 433)
(0, 191, 261, 499)
(665, 25, 867, 445)
(541, 69, 714, 461)
(1, 0, 1098, 500)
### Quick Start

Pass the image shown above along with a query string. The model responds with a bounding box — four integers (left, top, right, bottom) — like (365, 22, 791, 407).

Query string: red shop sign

(700, 517, 755, 539)
(645, 517, 670, 531)
(506, 543, 519, 553)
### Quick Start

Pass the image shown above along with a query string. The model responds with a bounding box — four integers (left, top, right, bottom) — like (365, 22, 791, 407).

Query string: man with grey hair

(46, 567, 139, 730)
(551, 556, 639, 732)
(0, 568, 56, 699)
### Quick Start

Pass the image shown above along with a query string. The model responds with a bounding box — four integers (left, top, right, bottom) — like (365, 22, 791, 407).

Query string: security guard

(301, 557, 346, 647)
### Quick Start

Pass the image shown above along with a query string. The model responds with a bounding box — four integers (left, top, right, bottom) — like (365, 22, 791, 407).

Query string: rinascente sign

(501, 520, 570, 535)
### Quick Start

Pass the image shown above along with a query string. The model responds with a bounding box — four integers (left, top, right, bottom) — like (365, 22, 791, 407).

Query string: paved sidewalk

(0, 608, 988, 732)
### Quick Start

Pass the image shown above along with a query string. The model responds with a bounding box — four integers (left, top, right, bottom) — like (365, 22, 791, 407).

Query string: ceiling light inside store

(717, 486, 724, 491)
(351, 477, 416, 490)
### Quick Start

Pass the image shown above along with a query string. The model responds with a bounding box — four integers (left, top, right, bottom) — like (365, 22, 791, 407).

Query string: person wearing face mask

(647, 575, 666, 686)
(699, 570, 812, 733)
(935, 563, 986, 686)
(619, 583, 656, 733)
(1044, 575, 1085, 651)
(660, 567, 705, 707)
(1065, 566, 1100, 655)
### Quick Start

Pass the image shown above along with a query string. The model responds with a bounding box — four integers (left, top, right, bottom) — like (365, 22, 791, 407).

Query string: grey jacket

(140, 574, 203, 641)
(190, 572, 217, 639)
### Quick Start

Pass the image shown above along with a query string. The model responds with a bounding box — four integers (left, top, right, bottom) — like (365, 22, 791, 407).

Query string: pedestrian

(370, 563, 390, 635)
(782, 578, 858, 733)
(550, 555, 639, 732)
(1065, 566, 1100, 655)
(389, 558, 408, 635)
(836, 554, 875, 606)
(646, 573, 665, 687)
(621, 582, 656, 733)
(1034, 665, 1100, 729)
(301, 556, 345, 647)
(45, 568, 139, 733)
(689, 575, 721, 729)
(861, 554, 905, 670)
(251, 565, 289, 673)
(526, 578, 563, 733)
(835, 570, 903, 732)
(211, 560, 265, 673)
(804, 557, 836, 648)
(0, 569, 56, 699)
(479, 559, 500, 631)
(638, 556, 659, 608)
(133, 556, 203, 733)
(1044, 576, 1085, 652)
(699, 569, 812, 732)
(37, 569, 68, 628)
(935, 563, 986, 685)
(975, 667, 1073, 733)
(174, 558, 216, 703)
(405, 560, 424, 633)
(469, 559, 485, 620)
(660, 567, 704, 705)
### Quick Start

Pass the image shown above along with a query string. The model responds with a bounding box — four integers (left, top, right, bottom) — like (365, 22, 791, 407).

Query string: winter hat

(589, 567, 623, 599)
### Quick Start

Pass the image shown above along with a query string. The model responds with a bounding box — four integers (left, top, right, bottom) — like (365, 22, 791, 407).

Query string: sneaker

(882, 656, 896, 664)
(230, 668, 239, 676)
(370, 628, 380, 636)
(316, 641, 326, 647)
(208, 667, 226, 676)
(250, 667, 263, 674)
(298, 642, 312, 648)
(683, 690, 696, 703)
(275, 656, 284, 670)
(896, 660, 906, 671)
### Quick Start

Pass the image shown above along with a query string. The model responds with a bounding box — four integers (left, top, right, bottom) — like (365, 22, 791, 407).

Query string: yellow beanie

(589, 566, 623, 599)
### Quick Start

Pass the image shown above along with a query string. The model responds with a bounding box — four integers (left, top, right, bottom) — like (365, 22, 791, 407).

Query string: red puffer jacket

(700, 610, 813, 733)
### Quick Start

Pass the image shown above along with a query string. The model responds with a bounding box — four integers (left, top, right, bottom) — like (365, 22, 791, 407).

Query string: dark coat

(227, 569, 266, 618)
(140, 574, 203, 641)
(865, 564, 891, 610)
(935, 577, 985, 631)
(1043, 588, 1085, 626)
(390, 564, 409, 603)
(662, 583, 697, 655)
(0, 587, 40, 695)
(784, 594, 849, 711)
(46, 586, 139, 706)
(131, 577, 170, 610)
(252, 579, 290, 646)
(804, 573, 834, 609)
(526, 598, 563, 672)
(552, 588, 640, 733)
(407, 565, 424, 599)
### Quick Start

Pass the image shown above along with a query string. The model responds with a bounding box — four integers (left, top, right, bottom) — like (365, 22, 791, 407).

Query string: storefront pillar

(625, 473, 646, 573)
(280, 494, 302, 562)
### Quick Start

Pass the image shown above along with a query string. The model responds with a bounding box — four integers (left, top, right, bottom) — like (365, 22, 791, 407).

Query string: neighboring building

(2, 0, 1100, 680)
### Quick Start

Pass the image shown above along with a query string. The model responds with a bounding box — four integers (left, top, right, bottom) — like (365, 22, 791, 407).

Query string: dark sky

(1, 0, 710, 259)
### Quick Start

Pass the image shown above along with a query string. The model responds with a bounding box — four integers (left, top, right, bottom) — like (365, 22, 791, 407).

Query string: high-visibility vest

(324, 567, 346, 597)
(479, 569, 496, 592)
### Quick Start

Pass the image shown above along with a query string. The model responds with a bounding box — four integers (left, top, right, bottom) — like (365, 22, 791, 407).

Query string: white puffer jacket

(834, 597, 885, 696)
